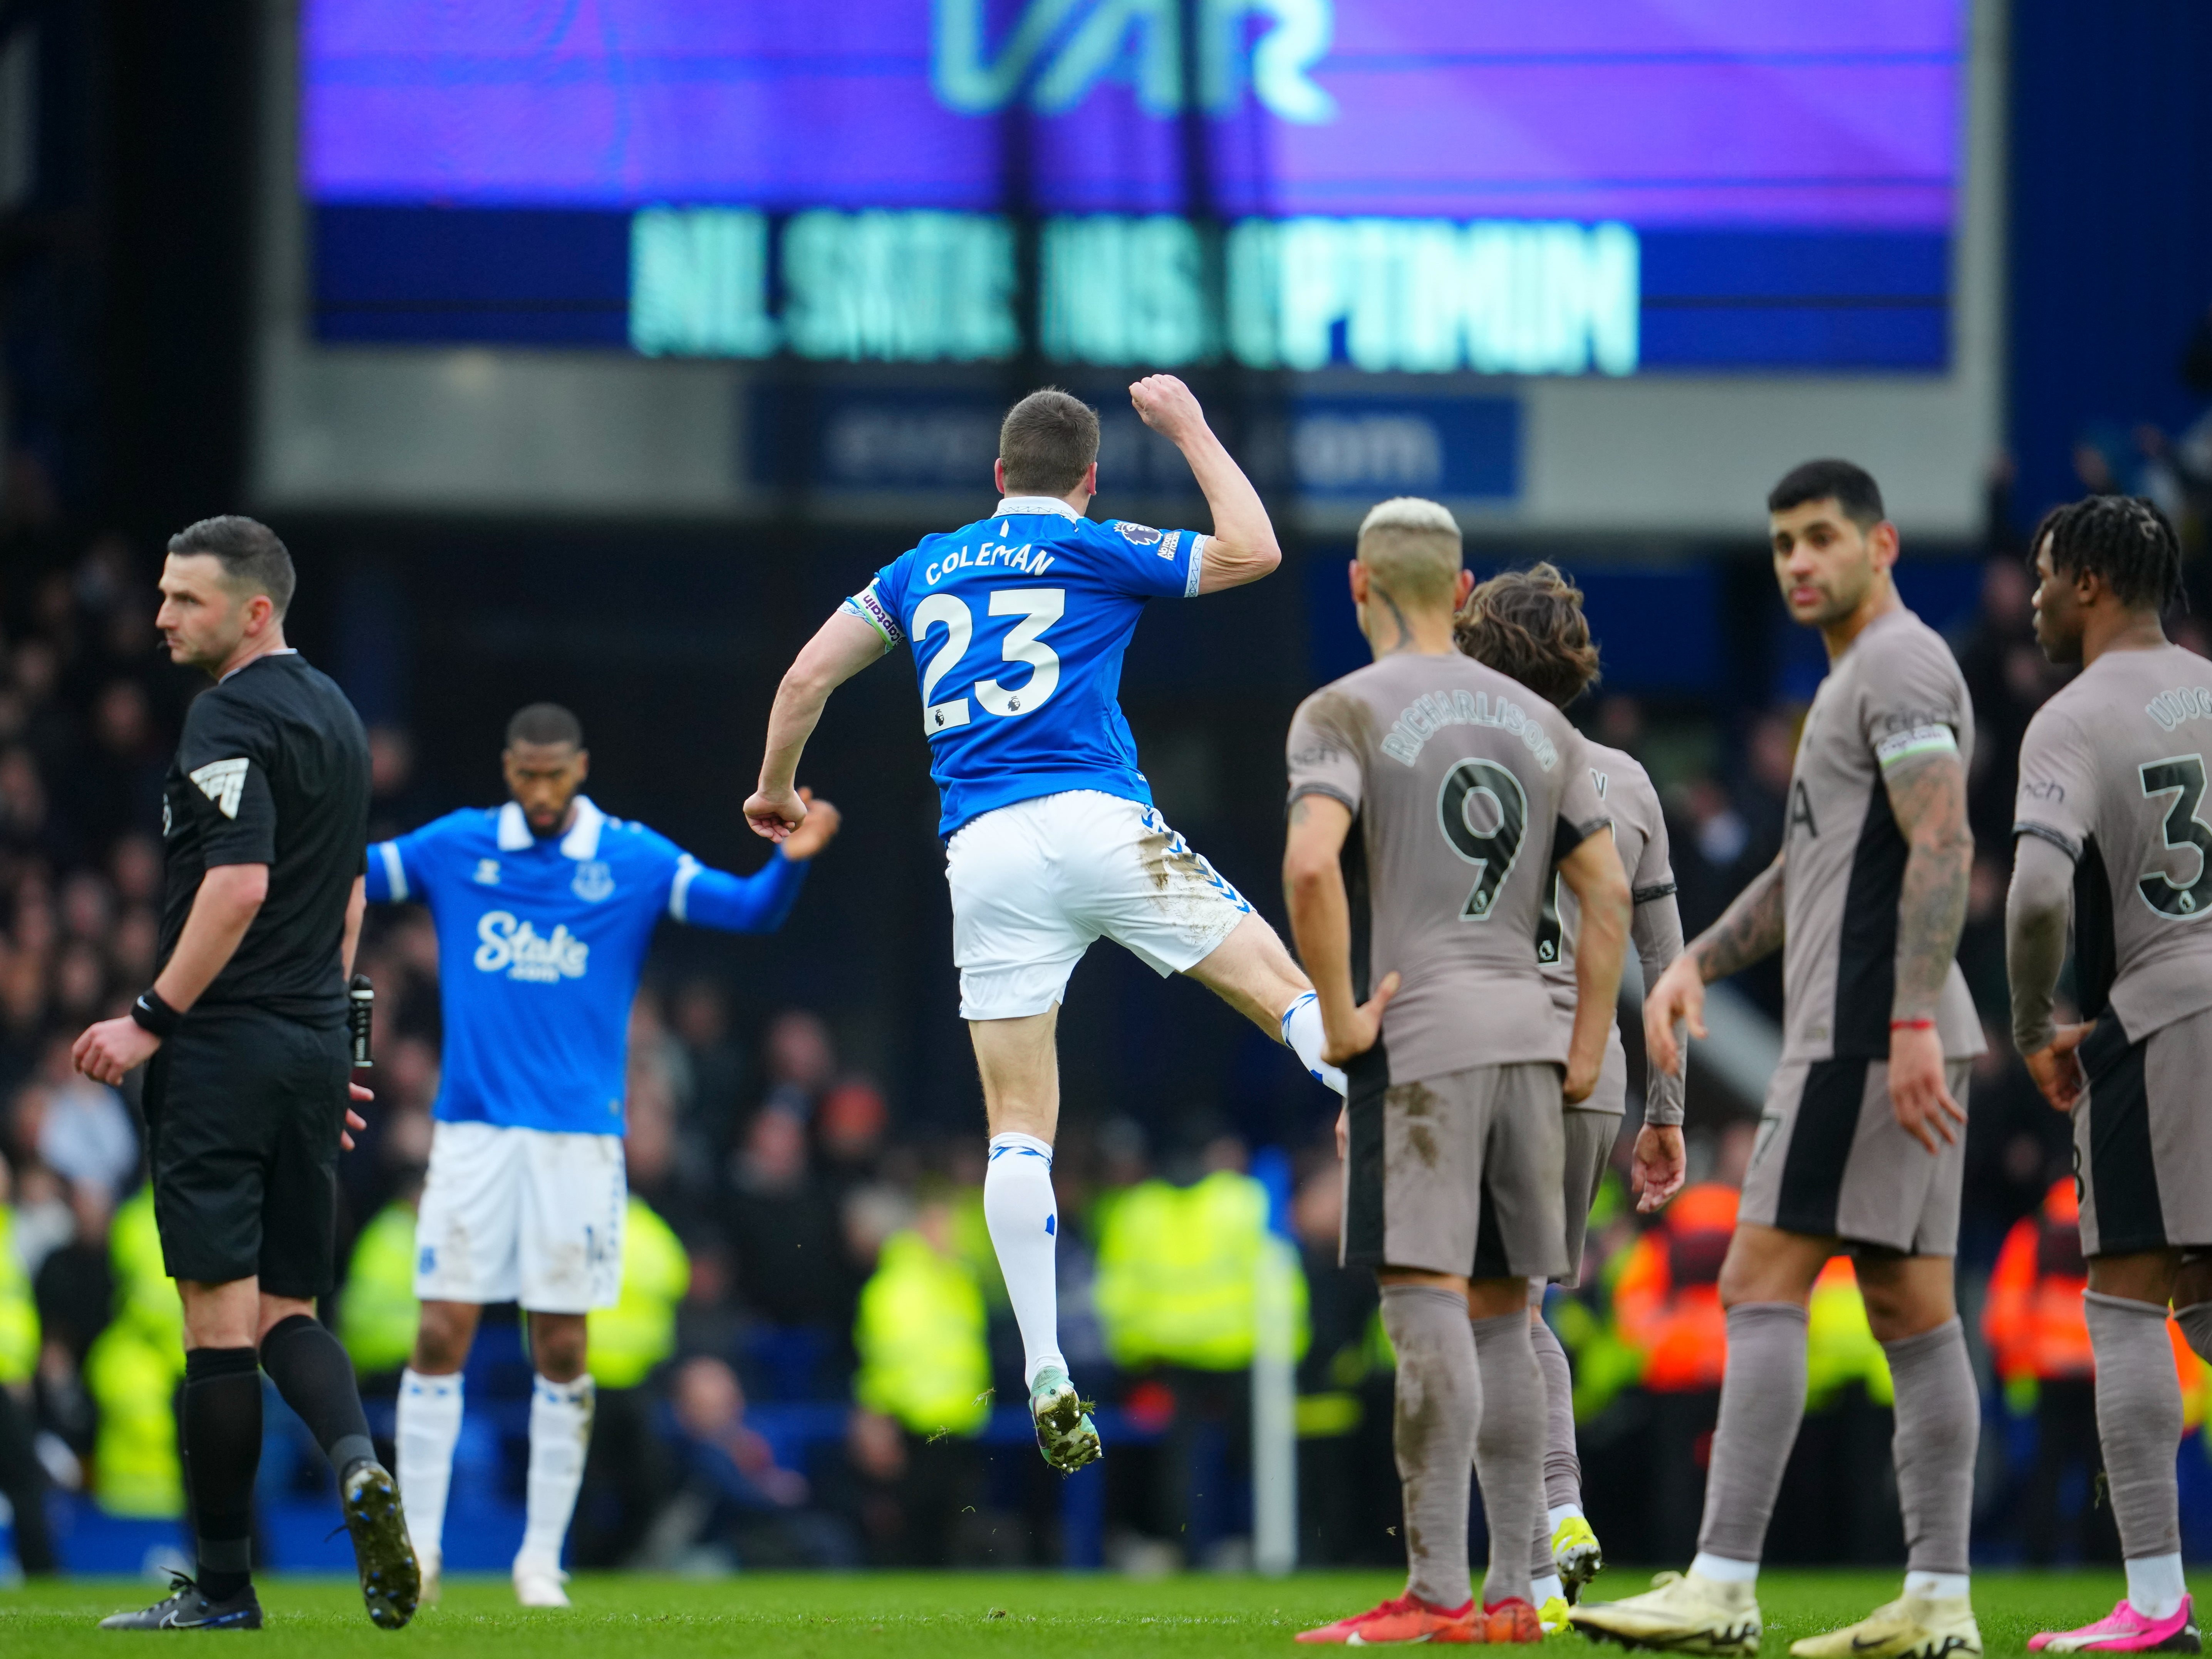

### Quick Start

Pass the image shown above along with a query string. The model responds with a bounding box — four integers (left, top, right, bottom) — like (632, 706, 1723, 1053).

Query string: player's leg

(2038, 1018, 2201, 1652)
(970, 1009, 1100, 1472)
(1787, 1057, 1980, 1659)
(1463, 1064, 1566, 1632)
(510, 1130, 626, 1605)
(1181, 911, 1345, 1092)
(1304, 1070, 1523, 1645)
(402, 1120, 521, 1593)
(1537, 1083, 1625, 1619)
(947, 797, 1099, 1472)
(1076, 797, 1343, 1092)
(1570, 1221, 1825, 1654)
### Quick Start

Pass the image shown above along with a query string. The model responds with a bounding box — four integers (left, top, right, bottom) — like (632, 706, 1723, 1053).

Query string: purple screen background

(301, 0, 1960, 227)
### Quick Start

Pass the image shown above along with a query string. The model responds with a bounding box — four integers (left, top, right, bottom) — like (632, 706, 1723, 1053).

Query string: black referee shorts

(142, 1003, 350, 1299)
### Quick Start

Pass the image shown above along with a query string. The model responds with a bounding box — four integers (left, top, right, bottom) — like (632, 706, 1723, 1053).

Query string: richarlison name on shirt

(1380, 689, 1560, 771)
(923, 540, 1060, 587)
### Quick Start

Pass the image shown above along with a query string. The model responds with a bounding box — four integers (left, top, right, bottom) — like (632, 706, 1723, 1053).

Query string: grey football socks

(1880, 1316, 1978, 1576)
(1380, 1283, 1479, 1610)
(2084, 1291, 2184, 1560)
(1693, 1301, 1809, 1568)
(1469, 1308, 1545, 1609)
(1529, 1315, 1581, 1510)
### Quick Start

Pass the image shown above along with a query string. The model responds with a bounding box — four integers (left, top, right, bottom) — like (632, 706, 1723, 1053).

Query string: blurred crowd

(4, 500, 2212, 1578)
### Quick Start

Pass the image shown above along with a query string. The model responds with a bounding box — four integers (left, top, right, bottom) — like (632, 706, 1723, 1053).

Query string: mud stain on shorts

(1389, 1081, 1442, 1169)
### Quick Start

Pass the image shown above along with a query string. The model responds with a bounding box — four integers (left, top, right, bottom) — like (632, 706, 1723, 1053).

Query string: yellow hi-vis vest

(88, 1187, 184, 1518)
(853, 1230, 990, 1437)
(1093, 1171, 1310, 1372)
(587, 1197, 690, 1390)
(1805, 1256, 1894, 1412)
(340, 1202, 423, 1377)
(0, 1205, 38, 1385)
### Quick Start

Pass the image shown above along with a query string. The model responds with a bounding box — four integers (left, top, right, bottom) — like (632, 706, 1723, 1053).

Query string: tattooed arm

(1642, 851, 1785, 1079)
(1881, 746, 1974, 1152)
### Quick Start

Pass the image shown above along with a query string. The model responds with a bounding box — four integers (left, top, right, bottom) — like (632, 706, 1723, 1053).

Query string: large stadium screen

(303, 2, 1961, 376)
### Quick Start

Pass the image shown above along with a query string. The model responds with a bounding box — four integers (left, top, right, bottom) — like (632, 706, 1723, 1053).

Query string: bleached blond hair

(1355, 497, 1463, 608)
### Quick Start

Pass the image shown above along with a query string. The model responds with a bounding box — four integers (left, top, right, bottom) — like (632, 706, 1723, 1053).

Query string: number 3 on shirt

(2140, 753, 2212, 918)
(1438, 757, 1528, 920)
(915, 589, 1065, 736)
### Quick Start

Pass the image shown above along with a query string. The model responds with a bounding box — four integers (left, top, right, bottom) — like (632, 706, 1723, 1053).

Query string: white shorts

(413, 1121, 626, 1313)
(946, 791, 1253, 1021)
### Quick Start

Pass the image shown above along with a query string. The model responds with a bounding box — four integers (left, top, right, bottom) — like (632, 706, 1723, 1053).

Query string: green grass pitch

(0, 1568, 2137, 1655)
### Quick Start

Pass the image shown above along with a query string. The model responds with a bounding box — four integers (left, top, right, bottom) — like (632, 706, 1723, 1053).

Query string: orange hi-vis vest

(1615, 1183, 1737, 1392)
(1983, 1179, 2093, 1383)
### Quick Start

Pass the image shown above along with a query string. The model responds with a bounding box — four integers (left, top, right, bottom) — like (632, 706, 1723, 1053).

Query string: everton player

(365, 703, 839, 1605)
(744, 379, 1342, 1474)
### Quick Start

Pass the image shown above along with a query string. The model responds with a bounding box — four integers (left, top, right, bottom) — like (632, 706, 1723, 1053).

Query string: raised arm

(1882, 746, 1973, 1151)
(2007, 830, 2090, 1110)
(1129, 374, 1281, 594)
(1643, 849, 1786, 1079)
(747, 610, 889, 842)
(1556, 829, 1632, 1105)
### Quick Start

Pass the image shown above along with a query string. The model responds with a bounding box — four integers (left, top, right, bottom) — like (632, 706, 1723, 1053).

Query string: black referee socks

(260, 1314, 378, 1481)
(181, 1346, 262, 1600)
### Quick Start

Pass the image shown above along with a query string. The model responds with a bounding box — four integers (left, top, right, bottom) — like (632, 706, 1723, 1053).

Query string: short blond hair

(1356, 497, 1462, 608)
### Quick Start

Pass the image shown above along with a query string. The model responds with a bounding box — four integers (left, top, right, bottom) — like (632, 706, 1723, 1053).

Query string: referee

(72, 517, 418, 1631)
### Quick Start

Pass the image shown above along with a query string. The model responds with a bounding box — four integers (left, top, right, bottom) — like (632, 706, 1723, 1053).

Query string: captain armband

(1873, 723, 1957, 769)
(842, 584, 904, 656)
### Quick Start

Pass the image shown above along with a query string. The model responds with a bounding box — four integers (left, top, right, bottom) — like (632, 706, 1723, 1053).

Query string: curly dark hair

(2031, 493, 2188, 615)
(1453, 563, 1602, 710)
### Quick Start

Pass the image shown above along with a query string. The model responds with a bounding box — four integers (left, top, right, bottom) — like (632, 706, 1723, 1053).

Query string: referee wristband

(129, 989, 183, 1040)
(1890, 1018, 1937, 1032)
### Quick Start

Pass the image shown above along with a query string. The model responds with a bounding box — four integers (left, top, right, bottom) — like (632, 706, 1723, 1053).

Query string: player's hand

(778, 788, 842, 861)
(342, 1083, 372, 1152)
(1130, 374, 1206, 445)
(1563, 1042, 1604, 1105)
(1631, 1124, 1687, 1213)
(1888, 1022, 1967, 1153)
(1320, 971, 1400, 1066)
(72, 1016, 160, 1086)
(744, 783, 806, 844)
(1334, 1103, 1348, 1162)
(1643, 956, 1707, 1078)
(2024, 1021, 2095, 1113)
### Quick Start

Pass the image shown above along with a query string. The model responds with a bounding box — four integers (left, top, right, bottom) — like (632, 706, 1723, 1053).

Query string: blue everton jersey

(844, 495, 1203, 836)
(365, 796, 806, 1134)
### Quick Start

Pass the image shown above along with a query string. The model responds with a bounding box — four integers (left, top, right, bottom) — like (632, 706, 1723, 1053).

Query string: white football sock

(516, 1373, 594, 1570)
(1690, 1552, 1759, 1586)
(2126, 1553, 2187, 1621)
(1905, 1571, 1970, 1601)
(1533, 1573, 1565, 1606)
(1280, 992, 1348, 1095)
(1548, 1503, 1585, 1535)
(984, 1132, 1066, 1389)
(395, 1368, 463, 1563)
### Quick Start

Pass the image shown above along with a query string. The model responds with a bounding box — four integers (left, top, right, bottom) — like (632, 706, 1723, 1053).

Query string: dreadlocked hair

(2032, 494, 2189, 615)
(1452, 562, 1602, 710)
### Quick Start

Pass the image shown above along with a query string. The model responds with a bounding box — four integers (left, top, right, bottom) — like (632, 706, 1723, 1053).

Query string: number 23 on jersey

(916, 589, 1066, 736)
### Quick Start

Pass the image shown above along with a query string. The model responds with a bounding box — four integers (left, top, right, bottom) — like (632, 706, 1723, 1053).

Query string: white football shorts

(412, 1120, 626, 1313)
(946, 790, 1253, 1021)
